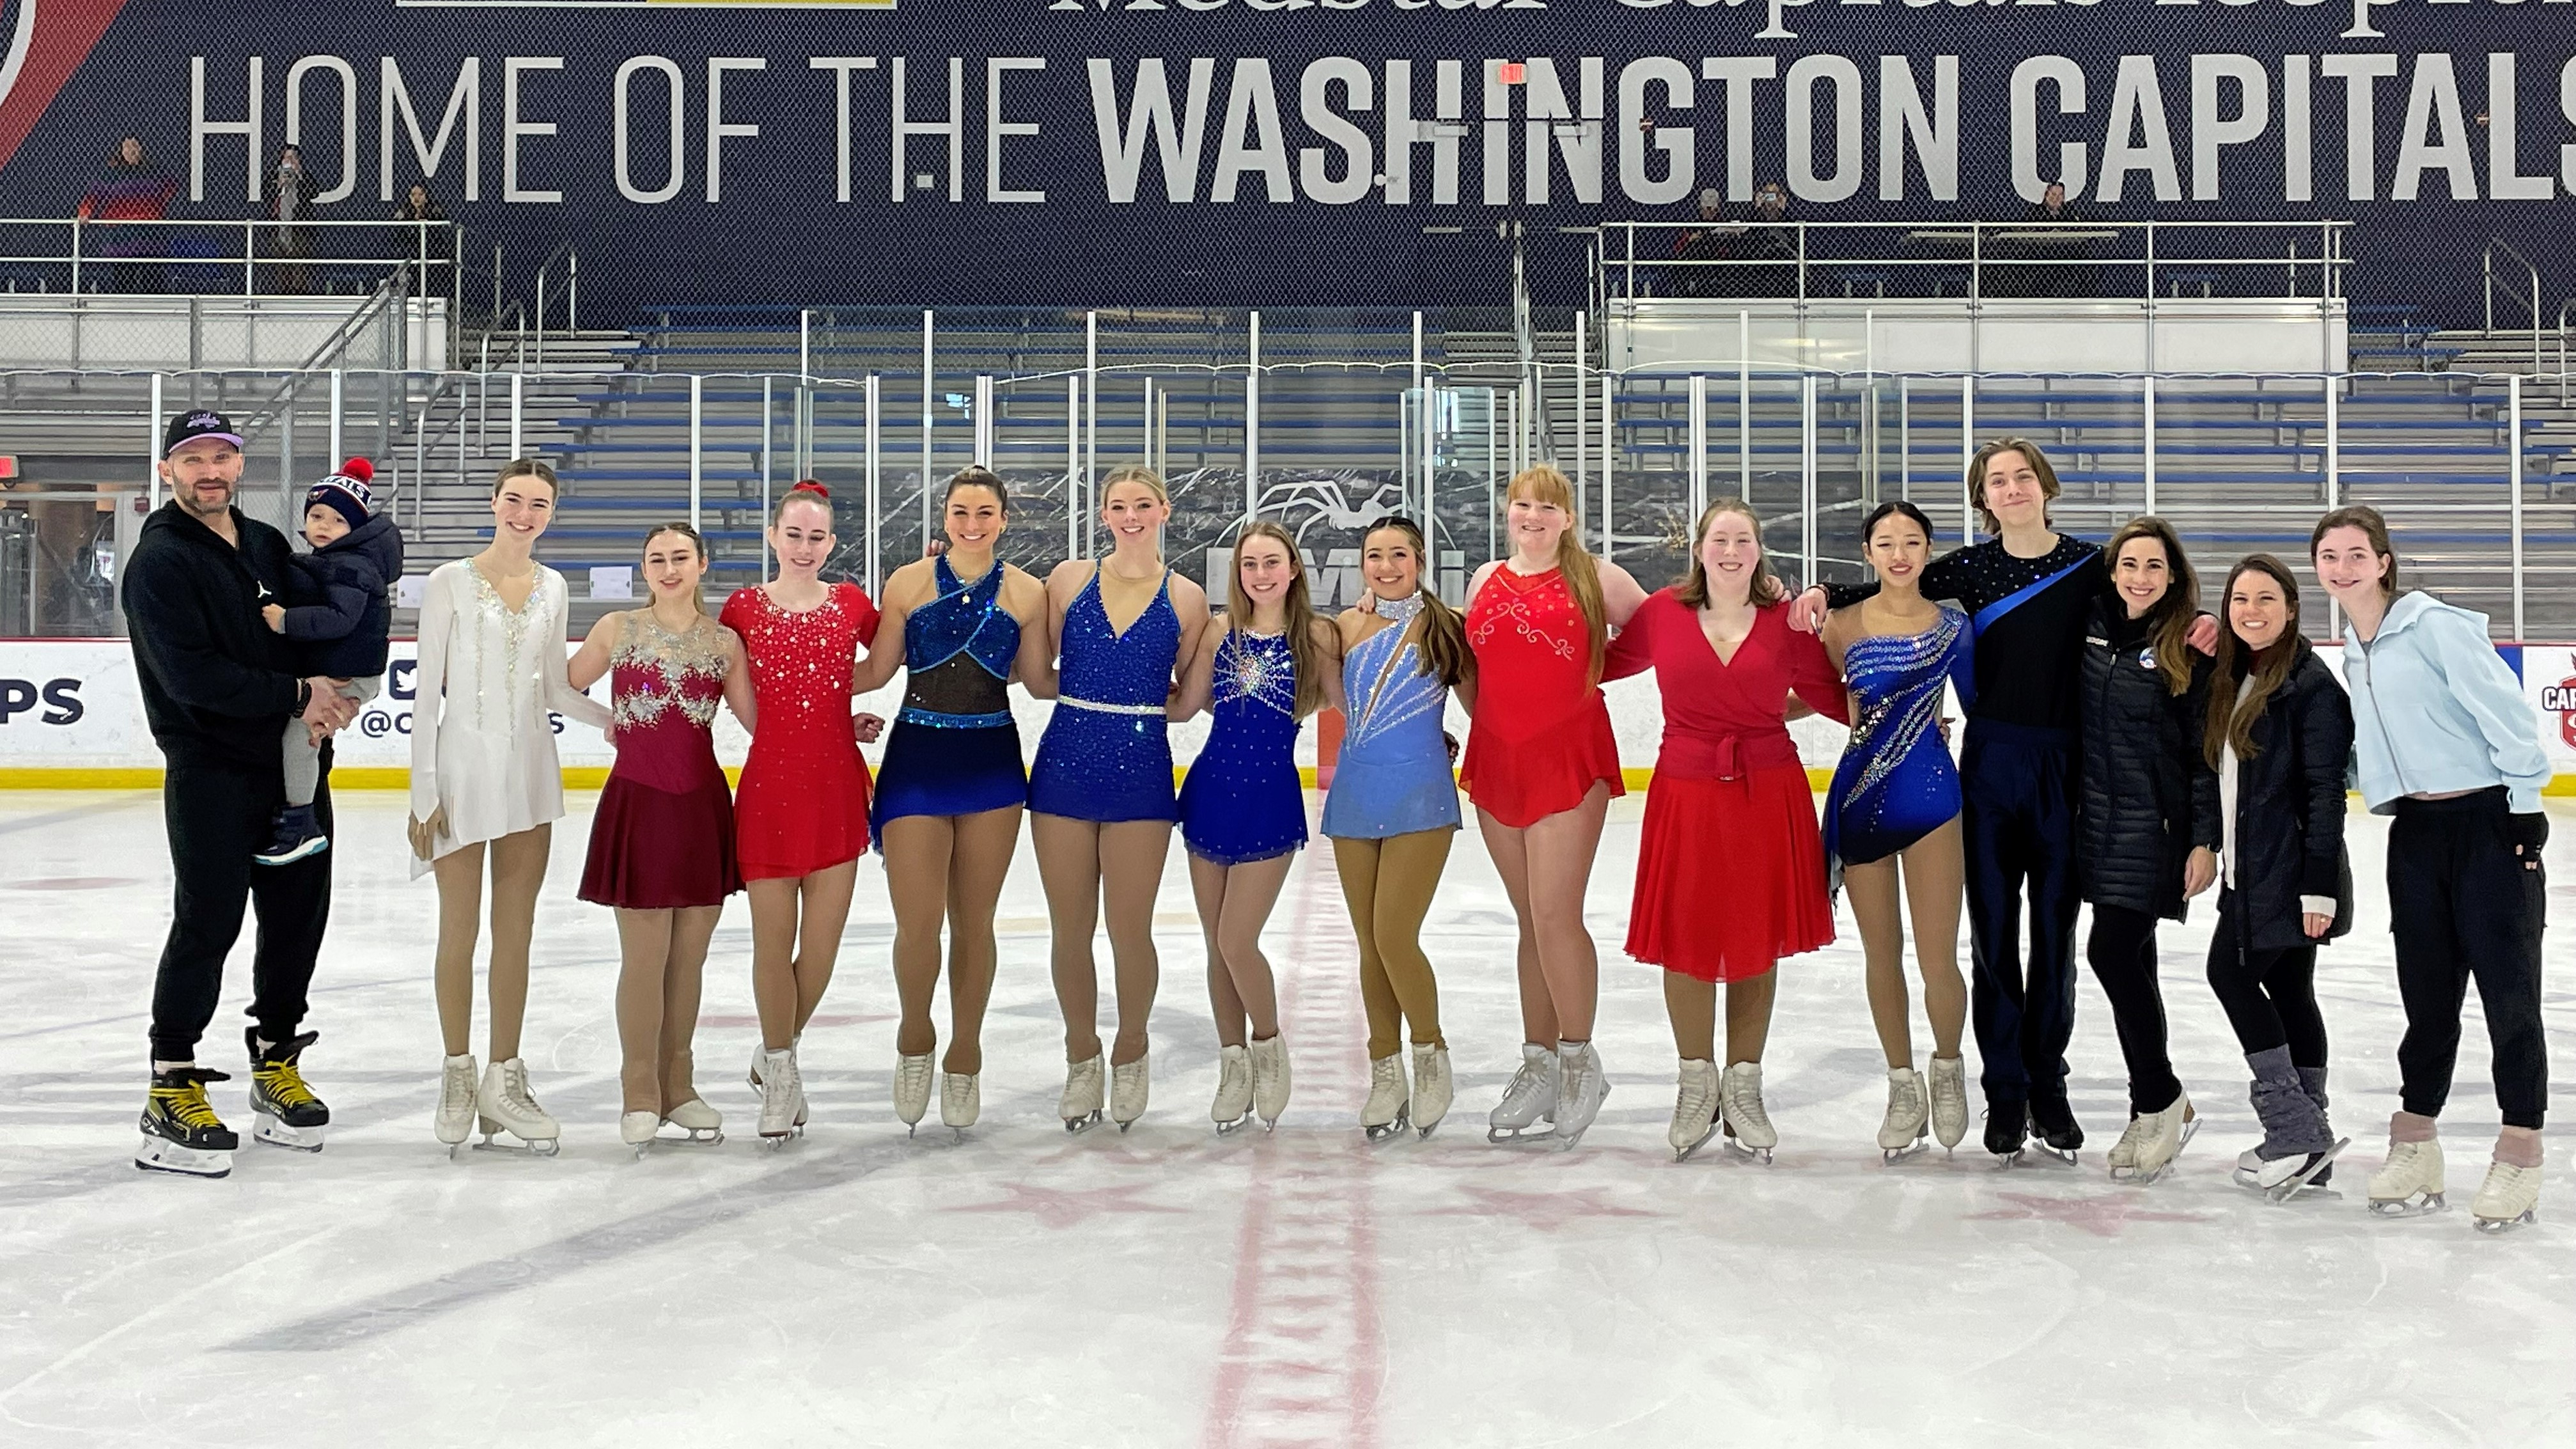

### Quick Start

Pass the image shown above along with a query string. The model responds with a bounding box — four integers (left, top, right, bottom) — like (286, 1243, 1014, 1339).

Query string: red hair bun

(791, 479, 829, 498)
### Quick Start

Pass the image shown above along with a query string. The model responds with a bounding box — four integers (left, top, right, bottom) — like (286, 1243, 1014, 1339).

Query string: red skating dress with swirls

(721, 582, 882, 879)
(579, 613, 744, 910)
(1605, 592, 1850, 983)
(1460, 565, 1625, 828)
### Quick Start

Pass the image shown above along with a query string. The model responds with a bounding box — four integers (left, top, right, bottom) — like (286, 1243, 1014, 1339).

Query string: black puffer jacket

(2215, 642, 2356, 953)
(121, 501, 304, 771)
(2077, 597, 2222, 919)
(281, 512, 403, 678)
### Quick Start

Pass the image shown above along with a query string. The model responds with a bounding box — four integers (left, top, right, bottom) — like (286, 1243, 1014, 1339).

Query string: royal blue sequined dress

(1823, 606, 1974, 881)
(1028, 568, 1182, 823)
(1178, 627, 1307, 865)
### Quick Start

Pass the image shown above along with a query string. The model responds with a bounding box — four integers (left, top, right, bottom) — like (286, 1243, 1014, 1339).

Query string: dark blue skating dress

(1178, 625, 1306, 865)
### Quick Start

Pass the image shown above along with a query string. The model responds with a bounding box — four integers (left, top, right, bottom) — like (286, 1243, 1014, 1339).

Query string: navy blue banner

(0, 1, 2569, 319)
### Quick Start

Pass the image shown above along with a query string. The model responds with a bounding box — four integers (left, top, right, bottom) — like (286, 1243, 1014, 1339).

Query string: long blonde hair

(1506, 465, 1607, 682)
(1228, 520, 1327, 717)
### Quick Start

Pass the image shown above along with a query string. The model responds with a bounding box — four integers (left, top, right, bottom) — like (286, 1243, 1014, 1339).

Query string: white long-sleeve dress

(409, 558, 611, 878)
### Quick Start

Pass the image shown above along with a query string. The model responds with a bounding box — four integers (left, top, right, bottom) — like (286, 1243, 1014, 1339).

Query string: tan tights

(1477, 782, 1611, 1044)
(746, 860, 860, 1053)
(1662, 969, 1777, 1065)
(1332, 829, 1453, 1061)
(1843, 815, 1968, 1068)
(882, 807, 1020, 1075)
(432, 826, 552, 1061)
(613, 904, 720, 1114)
(1191, 850, 1293, 1048)
(1033, 814, 1171, 1067)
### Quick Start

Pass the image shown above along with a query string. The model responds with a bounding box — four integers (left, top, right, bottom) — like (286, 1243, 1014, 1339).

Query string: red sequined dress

(1460, 565, 1625, 828)
(720, 582, 882, 879)
(579, 613, 743, 910)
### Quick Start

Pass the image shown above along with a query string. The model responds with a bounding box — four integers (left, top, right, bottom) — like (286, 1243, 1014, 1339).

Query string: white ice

(3, 789, 2573, 1448)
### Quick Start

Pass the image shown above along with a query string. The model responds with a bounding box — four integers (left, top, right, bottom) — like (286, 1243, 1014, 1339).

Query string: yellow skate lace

(154, 1079, 223, 1129)
(256, 1060, 318, 1110)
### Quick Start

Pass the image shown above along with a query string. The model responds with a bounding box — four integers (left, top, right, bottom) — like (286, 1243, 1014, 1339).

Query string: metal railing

(1602, 219, 2351, 305)
(5, 354, 2567, 643)
(2484, 237, 2546, 380)
(0, 215, 463, 301)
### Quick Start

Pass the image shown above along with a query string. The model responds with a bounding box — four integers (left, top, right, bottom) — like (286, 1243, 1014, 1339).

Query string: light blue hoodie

(2340, 591, 2550, 815)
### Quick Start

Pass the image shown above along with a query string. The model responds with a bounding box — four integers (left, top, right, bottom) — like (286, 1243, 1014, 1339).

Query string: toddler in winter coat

(256, 458, 405, 865)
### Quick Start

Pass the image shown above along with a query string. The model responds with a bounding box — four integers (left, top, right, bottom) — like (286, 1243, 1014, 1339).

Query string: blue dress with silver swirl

(1322, 600, 1460, 840)
(1178, 626, 1308, 865)
(1028, 568, 1182, 823)
(1823, 606, 1976, 878)
(870, 555, 1027, 838)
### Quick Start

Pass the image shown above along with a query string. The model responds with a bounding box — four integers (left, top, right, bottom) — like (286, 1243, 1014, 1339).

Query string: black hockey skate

(246, 1029, 331, 1150)
(1983, 1100, 2027, 1166)
(136, 1068, 240, 1178)
(2027, 1095, 2083, 1166)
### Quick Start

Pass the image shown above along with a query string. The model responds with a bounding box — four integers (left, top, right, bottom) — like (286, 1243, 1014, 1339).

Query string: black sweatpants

(149, 756, 334, 1062)
(2204, 889, 2328, 1069)
(2084, 904, 2182, 1116)
(2388, 789, 2548, 1131)
(1961, 723, 2083, 1108)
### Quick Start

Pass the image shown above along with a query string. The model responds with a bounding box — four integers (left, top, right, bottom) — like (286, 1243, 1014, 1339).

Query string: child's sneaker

(254, 804, 329, 866)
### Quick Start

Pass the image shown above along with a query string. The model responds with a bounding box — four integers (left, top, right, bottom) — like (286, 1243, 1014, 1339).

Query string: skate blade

(1416, 1113, 1445, 1141)
(135, 1138, 234, 1178)
(1673, 1122, 1719, 1163)
(1721, 1138, 1776, 1166)
(759, 1125, 803, 1149)
(1114, 1117, 1139, 1134)
(1487, 1122, 1559, 1145)
(659, 1127, 724, 1147)
(1992, 1148, 2027, 1170)
(2473, 1208, 2538, 1234)
(2261, 1138, 2349, 1203)
(1214, 1114, 1255, 1136)
(1062, 1110, 1104, 1136)
(471, 1134, 562, 1157)
(2368, 1191, 2447, 1219)
(252, 1113, 327, 1152)
(1880, 1137, 1929, 1165)
(1364, 1107, 1412, 1145)
(630, 1142, 653, 1161)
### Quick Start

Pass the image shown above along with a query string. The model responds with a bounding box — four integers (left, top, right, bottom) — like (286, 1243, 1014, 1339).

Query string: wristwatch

(294, 680, 313, 715)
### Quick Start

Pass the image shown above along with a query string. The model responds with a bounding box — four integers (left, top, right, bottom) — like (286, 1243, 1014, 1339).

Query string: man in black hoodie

(122, 409, 359, 1177)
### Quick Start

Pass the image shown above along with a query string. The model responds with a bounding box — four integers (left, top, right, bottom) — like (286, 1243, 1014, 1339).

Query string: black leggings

(2084, 904, 2182, 1116)
(2203, 891, 2327, 1069)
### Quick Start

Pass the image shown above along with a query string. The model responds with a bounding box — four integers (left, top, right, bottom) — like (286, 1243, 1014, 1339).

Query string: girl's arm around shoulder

(566, 610, 621, 693)
(1601, 588, 1662, 683)
(719, 625, 756, 732)
(1598, 560, 1650, 629)
(1308, 614, 1347, 717)
(1169, 613, 1224, 721)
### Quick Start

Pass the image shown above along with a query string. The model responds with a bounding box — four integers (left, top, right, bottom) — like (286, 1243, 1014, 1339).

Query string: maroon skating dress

(579, 613, 744, 911)
(720, 581, 882, 880)
(1604, 591, 1850, 983)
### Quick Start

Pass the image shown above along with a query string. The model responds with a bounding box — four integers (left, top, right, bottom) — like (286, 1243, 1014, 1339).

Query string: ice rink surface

(4, 788, 2573, 1448)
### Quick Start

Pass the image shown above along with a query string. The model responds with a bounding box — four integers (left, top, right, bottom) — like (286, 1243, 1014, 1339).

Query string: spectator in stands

(396, 183, 448, 223)
(266, 145, 317, 295)
(77, 136, 178, 294)
(1673, 189, 1741, 298)
(2017, 182, 2095, 297)
(1743, 181, 1798, 297)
